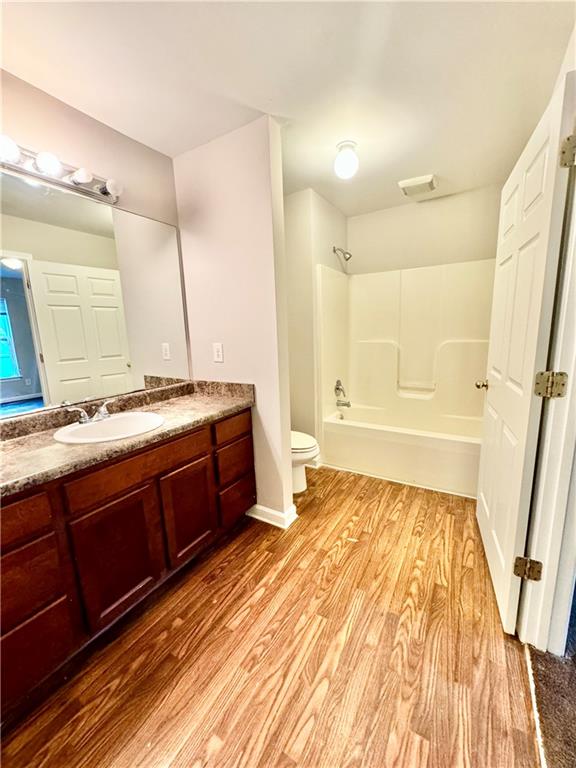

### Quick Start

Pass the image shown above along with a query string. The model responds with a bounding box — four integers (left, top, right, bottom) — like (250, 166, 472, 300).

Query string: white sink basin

(54, 412, 165, 444)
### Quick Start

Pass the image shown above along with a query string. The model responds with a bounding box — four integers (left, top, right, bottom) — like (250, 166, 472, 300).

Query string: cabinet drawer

(216, 435, 254, 488)
(65, 427, 211, 515)
(219, 474, 256, 529)
(214, 410, 251, 446)
(1, 492, 54, 552)
(1, 532, 65, 634)
(1, 596, 78, 713)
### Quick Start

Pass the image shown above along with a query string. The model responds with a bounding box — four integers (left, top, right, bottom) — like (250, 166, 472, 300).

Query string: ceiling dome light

(1, 258, 24, 271)
(35, 151, 63, 177)
(0, 135, 21, 164)
(334, 141, 359, 180)
(69, 167, 93, 185)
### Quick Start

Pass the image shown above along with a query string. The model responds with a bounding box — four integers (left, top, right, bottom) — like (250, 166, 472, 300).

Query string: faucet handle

(95, 399, 115, 419)
(66, 406, 90, 424)
(334, 379, 347, 397)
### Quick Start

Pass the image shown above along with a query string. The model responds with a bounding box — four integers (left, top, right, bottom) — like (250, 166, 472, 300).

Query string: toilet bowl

(291, 430, 320, 494)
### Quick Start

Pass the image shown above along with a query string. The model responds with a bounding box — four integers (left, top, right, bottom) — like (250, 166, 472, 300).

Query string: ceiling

(1, 172, 115, 238)
(2, 2, 574, 216)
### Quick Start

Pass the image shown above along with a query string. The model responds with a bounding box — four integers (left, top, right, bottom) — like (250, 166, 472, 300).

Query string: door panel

(476, 73, 574, 632)
(160, 456, 218, 568)
(28, 261, 133, 404)
(69, 484, 165, 631)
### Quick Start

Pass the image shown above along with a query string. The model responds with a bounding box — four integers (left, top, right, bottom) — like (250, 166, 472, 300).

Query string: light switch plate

(213, 342, 224, 363)
(161, 342, 171, 361)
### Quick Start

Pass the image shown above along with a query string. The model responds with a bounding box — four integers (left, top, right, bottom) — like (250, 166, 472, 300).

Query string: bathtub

(322, 405, 482, 497)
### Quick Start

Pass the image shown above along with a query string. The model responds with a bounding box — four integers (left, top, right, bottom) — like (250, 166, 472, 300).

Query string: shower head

(333, 246, 353, 262)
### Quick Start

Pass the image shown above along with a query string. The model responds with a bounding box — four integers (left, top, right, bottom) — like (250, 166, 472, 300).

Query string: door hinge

(39, 352, 45, 364)
(514, 557, 543, 581)
(560, 134, 576, 168)
(534, 370, 568, 398)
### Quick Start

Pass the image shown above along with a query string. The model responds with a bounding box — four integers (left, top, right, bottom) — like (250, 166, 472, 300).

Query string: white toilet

(291, 430, 320, 494)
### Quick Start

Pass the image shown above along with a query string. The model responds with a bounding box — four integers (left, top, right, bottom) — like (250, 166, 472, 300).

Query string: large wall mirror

(0, 170, 189, 418)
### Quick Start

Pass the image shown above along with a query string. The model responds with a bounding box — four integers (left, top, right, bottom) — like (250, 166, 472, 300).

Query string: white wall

(285, 190, 315, 436)
(317, 265, 349, 421)
(112, 210, 189, 387)
(1, 214, 118, 268)
(284, 188, 346, 437)
(175, 116, 293, 518)
(347, 185, 501, 273)
(2, 72, 178, 225)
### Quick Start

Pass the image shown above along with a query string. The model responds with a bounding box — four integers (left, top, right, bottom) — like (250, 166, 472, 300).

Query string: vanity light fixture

(0, 136, 122, 203)
(334, 141, 359, 180)
(67, 167, 94, 185)
(0, 134, 21, 164)
(35, 151, 63, 178)
(99, 178, 124, 198)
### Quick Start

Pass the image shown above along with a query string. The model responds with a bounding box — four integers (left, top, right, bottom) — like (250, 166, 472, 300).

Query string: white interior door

(476, 72, 575, 634)
(28, 261, 133, 404)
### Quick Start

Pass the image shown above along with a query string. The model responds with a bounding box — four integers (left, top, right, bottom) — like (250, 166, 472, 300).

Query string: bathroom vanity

(0, 392, 256, 723)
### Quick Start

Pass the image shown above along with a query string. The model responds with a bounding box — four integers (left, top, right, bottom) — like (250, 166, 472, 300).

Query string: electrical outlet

(25, 378, 31, 386)
(212, 342, 224, 363)
(161, 342, 171, 361)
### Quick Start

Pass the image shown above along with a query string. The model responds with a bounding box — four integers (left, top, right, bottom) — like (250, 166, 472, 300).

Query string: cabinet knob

(475, 379, 489, 390)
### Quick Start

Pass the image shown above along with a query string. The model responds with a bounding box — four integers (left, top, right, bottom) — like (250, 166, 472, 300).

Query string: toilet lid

(291, 430, 318, 452)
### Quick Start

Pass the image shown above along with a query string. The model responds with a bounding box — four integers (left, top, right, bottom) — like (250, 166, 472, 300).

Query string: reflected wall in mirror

(0, 170, 189, 417)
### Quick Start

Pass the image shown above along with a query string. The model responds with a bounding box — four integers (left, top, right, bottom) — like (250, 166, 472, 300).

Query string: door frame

(517, 151, 576, 653)
(0, 249, 51, 405)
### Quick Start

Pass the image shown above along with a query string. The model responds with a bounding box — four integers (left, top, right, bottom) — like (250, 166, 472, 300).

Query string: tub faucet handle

(335, 379, 347, 398)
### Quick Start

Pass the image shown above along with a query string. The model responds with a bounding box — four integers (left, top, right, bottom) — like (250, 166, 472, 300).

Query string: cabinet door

(160, 456, 218, 569)
(69, 484, 165, 632)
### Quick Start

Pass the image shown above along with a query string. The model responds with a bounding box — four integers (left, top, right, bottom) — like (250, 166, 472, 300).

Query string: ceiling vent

(398, 174, 437, 199)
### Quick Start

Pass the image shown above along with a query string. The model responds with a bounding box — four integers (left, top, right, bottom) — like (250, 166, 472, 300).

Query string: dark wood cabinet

(0, 490, 84, 720)
(1, 407, 255, 722)
(1, 532, 65, 633)
(1, 597, 80, 707)
(161, 456, 218, 568)
(219, 473, 257, 529)
(216, 435, 254, 487)
(68, 484, 165, 632)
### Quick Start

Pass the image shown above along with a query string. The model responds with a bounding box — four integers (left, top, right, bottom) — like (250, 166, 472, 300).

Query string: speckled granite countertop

(1, 391, 254, 498)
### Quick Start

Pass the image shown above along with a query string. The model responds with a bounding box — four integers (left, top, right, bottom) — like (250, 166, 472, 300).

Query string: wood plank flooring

(2, 467, 538, 768)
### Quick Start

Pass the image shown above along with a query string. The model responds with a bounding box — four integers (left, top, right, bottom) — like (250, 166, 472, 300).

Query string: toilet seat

(291, 430, 318, 453)
(290, 431, 320, 494)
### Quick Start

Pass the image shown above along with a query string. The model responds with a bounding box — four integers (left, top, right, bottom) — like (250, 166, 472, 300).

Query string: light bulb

(0, 135, 21, 164)
(69, 167, 93, 185)
(334, 141, 359, 180)
(35, 151, 63, 177)
(1, 258, 24, 271)
(101, 178, 123, 197)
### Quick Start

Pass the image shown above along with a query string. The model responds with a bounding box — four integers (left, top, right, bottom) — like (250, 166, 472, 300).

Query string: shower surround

(317, 258, 495, 496)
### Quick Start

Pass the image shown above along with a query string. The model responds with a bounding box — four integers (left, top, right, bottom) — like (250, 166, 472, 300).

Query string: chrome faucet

(93, 399, 115, 421)
(334, 379, 351, 408)
(66, 399, 116, 424)
(66, 406, 91, 424)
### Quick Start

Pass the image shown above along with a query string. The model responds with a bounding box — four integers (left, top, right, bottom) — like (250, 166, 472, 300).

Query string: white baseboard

(525, 645, 547, 768)
(246, 503, 298, 529)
